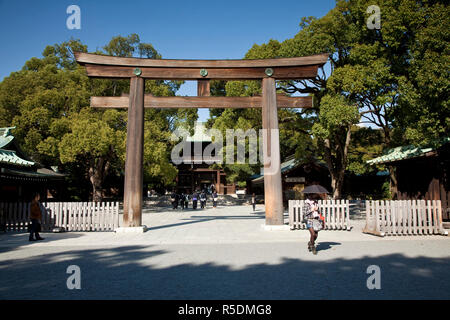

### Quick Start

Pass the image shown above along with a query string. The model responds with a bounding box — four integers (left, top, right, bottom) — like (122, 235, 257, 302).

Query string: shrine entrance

(75, 52, 328, 228)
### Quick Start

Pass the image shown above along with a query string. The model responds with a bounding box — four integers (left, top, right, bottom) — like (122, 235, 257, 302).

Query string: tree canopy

(206, 0, 449, 198)
(1, 0, 447, 200)
(0, 34, 197, 201)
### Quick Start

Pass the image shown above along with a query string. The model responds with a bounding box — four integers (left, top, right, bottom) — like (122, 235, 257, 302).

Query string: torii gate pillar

(262, 78, 284, 226)
(123, 76, 145, 227)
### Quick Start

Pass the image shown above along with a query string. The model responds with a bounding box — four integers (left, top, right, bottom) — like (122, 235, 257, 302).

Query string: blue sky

(0, 0, 336, 121)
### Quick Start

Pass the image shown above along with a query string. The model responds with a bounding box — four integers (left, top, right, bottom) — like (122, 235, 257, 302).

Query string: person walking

(180, 193, 185, 210)
(251, 193, 256, 212)
(192, 192, 198, 210)
(200, 191, 207, 209)
(212, 190, 218, 208)
(184, 193, 189, 209)
(29, 192, 44, 242)
(303, 194, 325, 254)
(171, 190, 180, 210)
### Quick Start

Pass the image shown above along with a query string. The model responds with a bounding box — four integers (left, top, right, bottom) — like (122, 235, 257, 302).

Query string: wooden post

(197, 80, 210, 97)
(123, 76, 145, 227)
(216, 170, 221, 194)
(261, 77, 284, 225)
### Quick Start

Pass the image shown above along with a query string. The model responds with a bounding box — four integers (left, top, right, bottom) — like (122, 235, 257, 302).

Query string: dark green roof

(367, 137, 450, 165)
(1, 167, 65, 180)
(0, 127, 15, 148)
(0, 149, 35, 167)
(0, 126, 36, 167)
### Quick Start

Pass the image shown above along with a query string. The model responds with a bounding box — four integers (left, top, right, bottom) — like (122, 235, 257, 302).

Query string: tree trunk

(331, 170, 346, 199)
(88, 157, 109, 202)
(323, 125, 352, 200)
(383, 130, 398, 200)
(91, 177, 103, 202)
(389, 166, 398, 199)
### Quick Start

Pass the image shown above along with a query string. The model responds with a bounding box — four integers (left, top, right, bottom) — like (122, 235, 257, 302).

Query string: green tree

(230, 0, 449, 199)
(0, 34, 196, 201)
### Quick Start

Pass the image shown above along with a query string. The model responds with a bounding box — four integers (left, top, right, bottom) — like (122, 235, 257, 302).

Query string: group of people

(170, 189, 219, 210)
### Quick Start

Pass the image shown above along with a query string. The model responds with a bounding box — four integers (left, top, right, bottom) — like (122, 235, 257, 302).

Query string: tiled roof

(251, 155, 300, 182)
(0, 127, 15, 148)
(1, 167, 64, 179)
(0, 149, 35, 167)
(185, 122, 212, 142)
(367, 137, 449, 165)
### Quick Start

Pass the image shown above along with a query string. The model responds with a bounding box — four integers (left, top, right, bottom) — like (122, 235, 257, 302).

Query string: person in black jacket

(184, 193, 189, 209)
(180, 193, 184, 210)
(171, 191, 179, 210)
(200, 191, 207, 209)
(29, 192, 44, 241)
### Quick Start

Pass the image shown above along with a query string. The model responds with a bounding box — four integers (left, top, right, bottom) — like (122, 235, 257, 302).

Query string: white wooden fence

(0, 202, 120, 232)
(363, 200, 448, 237)
(289, 200, 351, 231)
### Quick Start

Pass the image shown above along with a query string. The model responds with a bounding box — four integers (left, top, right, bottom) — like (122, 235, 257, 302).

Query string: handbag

(312, 219, 323, 231)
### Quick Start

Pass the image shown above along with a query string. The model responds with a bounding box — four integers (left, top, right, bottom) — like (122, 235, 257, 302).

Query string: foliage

(207, 0, 448, 198)
(0, 34, 195, 200)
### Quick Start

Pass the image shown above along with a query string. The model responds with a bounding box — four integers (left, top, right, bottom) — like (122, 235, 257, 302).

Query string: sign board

(285, 177, 305, 183)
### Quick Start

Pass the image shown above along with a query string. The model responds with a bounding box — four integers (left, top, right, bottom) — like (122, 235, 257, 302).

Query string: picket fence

(289, 200, 351, 231)
(0, 202, 120, 232)
(363, 200, 448, 237)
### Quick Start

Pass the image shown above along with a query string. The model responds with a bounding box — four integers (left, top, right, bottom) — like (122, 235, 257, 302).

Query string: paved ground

(0, 204, 449, 300)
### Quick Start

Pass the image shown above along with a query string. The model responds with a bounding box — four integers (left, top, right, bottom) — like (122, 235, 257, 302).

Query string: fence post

(436, 200, 448, 236)
(418, 199, 424, 235)
(345, 200, 350, 231)
(288, 200, 293, 229)
(424, 199, 431, 235)
(411, 200, 416, 235)
(116, 201, 120, 230)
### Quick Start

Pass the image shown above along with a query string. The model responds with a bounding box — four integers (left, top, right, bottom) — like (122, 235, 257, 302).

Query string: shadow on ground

(145, 213, 266, 231)
(0, 243, 449, 300)
(316, 242, 342, 252)
(0, 231, 85, 253)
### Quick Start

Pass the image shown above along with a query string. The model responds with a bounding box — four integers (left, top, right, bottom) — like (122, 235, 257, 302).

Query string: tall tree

(0, 34, 196, 201)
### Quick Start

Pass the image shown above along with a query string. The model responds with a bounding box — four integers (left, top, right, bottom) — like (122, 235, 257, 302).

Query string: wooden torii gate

(74, 52, 328, 229)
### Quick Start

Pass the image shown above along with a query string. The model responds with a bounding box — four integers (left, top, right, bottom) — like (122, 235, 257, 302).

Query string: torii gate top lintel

(74, 52, 328, 80)
(75, 52, 327, 229)
(74, 51, 328, 69)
